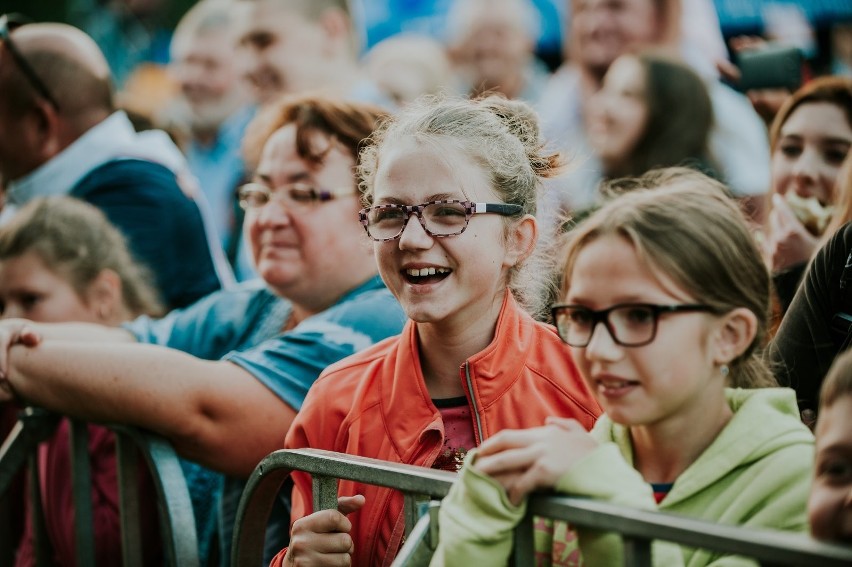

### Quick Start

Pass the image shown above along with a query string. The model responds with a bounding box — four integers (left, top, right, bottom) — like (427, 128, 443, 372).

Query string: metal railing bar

(0, 408, 59, 494)
(527, 496, 852, 566)
(0, 412, 199, 567)
(511, 510, 535, 567)
(70, 420, 95, 567)
(115, 431, 144, 567)
(232, 449, 456, 567)
(111, 426, 199, 567)
(234, 449, 852, 567)
(393, 512, 433, 567)
(260, 449, 457, 496)
(29, 454, 51, 567)
(312, 475, 338, 511)
(622, 537, 653, 567)
(403, 493, 429, 536)
(232, 463, 293, 567)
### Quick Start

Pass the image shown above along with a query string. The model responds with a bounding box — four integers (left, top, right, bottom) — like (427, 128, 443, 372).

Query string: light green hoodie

(432, 388, 815, 566)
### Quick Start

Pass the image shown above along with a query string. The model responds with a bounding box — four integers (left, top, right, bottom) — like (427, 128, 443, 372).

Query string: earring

(720, 364, 730, 377)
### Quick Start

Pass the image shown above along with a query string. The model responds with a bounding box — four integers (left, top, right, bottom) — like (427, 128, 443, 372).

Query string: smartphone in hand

(733, 44, 803, 92)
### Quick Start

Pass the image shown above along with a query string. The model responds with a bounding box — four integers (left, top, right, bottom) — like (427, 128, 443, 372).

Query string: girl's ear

(85, 269, 122, 323)
(503, 214, 538, 269)
(713, 307, 758, 366)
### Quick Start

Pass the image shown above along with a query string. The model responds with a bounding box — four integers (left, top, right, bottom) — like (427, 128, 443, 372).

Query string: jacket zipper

(464, 361, 485, 444)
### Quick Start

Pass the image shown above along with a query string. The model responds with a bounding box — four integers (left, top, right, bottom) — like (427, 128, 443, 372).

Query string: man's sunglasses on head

(0, 13, 61, 111)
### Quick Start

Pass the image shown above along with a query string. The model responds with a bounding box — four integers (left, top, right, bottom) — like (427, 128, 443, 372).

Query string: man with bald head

(0, 21, 229, 309)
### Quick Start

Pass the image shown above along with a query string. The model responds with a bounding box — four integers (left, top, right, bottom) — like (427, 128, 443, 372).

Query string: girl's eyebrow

(374, 192, 461, 205)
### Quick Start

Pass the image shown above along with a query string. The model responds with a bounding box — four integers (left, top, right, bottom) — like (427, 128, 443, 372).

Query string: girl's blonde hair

(560, 168, 776, 388)
(359, 94, 564, 318)
(0, 197, 164, 318)
(820, 348, 852, 410)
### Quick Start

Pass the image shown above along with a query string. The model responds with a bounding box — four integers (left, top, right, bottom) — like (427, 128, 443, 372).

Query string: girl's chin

(402, 304, 451, 325)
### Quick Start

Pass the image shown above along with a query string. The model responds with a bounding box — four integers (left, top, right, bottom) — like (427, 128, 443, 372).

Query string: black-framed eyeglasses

(0, 14, 60, 111)
(359, 199, 523, 242)
(237, 182, 355, 211)
(551, 303, 718, 348)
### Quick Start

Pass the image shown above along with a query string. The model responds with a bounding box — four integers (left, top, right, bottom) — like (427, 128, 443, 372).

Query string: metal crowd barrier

(232, 448, 852, 567)
(0, 406, 199, 567)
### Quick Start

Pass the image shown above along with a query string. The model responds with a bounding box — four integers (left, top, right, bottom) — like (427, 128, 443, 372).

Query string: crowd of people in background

(0, 0, 851, 565)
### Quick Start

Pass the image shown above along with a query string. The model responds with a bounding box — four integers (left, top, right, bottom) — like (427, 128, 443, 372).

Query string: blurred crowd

(1, 0, 852, 566)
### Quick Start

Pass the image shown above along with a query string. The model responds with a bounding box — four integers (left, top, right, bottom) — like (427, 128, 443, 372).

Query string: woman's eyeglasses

(359, 200, 523, 242)
(0, 14, 61, 111)
(551, 303, 718, 347)
(238, 182, 355, 210)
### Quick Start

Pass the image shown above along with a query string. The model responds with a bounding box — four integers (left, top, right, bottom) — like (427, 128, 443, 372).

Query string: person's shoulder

(320, 282, 406, 330)
(297, 335, 401, 421)
(314, 334, 401, 385)
(73, 158, 202, 207)
(193, 279, 280, 313)
(706, 81, 766, 125)
(526, 320, 581, 372)
(73, 158, 176, 191)
(835, 222, 852, 246)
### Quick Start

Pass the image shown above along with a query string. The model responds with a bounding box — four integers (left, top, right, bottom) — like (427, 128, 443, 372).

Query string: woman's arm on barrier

(4, 340, 296, 477)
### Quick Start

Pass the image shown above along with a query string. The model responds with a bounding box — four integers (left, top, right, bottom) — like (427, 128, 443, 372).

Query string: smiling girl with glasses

(270, 95, 602, 566)
(434, 170, 815, 566)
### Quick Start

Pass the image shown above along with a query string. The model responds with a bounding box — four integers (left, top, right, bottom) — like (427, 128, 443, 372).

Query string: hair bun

(479, 95, 563, 179)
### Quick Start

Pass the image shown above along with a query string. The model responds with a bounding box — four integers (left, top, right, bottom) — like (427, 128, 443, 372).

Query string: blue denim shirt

(124, 275, 406, 563)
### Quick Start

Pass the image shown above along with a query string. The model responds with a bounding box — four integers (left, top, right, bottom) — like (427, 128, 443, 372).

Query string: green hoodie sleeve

(431, 451, 526, 566)
(551, 442, 680, 566)
(554, 443, 770, 567)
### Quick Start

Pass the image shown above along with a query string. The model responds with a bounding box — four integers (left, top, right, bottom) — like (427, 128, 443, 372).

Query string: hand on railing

(286, 494, 365, 566)
(0, 319, 42, 401)
(474, 417, 598, 506)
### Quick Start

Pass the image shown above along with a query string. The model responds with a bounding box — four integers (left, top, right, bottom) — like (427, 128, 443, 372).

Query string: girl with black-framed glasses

(435, 169, 816, 566)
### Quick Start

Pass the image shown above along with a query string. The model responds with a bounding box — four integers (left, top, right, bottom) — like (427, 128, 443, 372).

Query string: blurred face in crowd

(587, 54, 648, 166)
(245, 124, 373, 311)
(809, 394, 852, 543)
(171, 29, 246, 131)
(451, 7, 534, 94)
(234, 1, 337, 105)
(771, 102, 852, 205)
(570, 0, 661, 76)
(0, 251, 97, 323)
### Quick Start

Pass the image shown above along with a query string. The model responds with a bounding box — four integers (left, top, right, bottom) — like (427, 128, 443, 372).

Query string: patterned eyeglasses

(0, 14, 60, 111)
(551, 303, 718, 347)
(359, 200, 523, 242)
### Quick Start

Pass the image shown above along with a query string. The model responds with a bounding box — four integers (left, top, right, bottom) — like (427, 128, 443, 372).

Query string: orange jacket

(274, 293, 601, 566)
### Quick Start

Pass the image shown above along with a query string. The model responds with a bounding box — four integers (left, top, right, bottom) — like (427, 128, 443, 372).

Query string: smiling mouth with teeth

(403, 267, 452, 284)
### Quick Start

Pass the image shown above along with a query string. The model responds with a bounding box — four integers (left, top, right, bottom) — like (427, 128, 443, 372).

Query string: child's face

(809, 394, 852, 543)
(0, 250, 96, 323)
(563, 234, 724, 428)
(370, 136, 521, 329)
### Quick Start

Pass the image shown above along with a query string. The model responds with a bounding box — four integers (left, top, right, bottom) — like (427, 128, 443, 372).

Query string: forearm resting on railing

(3, 341, 296, 477)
